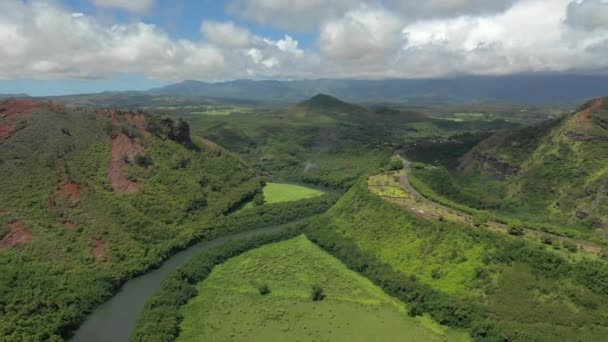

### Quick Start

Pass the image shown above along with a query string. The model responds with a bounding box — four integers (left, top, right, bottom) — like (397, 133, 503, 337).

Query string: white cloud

(566, 0, 608, 31)
(226, 0, 360, 32)
(318, 6, 402, 64)
(0, 1, 225, 80)
(89, 0, 153, 13)
(390, 0, 520, 19)
(201, 21, 252, 49)
(3, 0, 608, 82)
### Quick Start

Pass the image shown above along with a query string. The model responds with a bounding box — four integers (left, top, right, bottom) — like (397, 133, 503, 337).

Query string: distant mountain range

(147, 74, 608, 105)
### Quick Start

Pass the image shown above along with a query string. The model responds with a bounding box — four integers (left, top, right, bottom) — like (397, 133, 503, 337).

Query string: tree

(311, 285, 326, 301)
(253, 192, 265, 207)
(258, 284, 271, 296)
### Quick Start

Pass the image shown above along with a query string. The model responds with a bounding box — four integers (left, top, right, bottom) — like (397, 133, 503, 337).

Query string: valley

(2, 93, 608, 342)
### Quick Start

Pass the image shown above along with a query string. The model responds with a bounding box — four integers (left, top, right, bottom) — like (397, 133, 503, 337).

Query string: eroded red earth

(0, 98, 43, 118)
(91, 238, 106, 262)
(108, 133, 144, 193)
(125, 113, 146, 135)
(56, 182, 82, 202)
(0, 121, 17, 142)
(576, 98, 604, 125)
(0, 220, 33, 250)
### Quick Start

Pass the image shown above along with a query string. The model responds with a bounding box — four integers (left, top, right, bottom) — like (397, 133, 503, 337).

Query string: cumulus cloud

(390, 0, 520, 19)
(201, 21, 252, 49)
(0, 1, 317, 81)
(3, 0, 608, 82)
(89, 0, 153, 13)
(226, 0, 360, 32)
(0, 1, 224, 80)
(566, 0, 608, 31)
(318, 6, 403, 64)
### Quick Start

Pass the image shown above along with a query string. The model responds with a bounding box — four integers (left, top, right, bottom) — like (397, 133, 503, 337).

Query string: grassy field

(189, 106, 253, 116)
(264, 182, 325, 203)
(241, 182, 325, 210)
(316, 182, 608, 341)
(177, 235, 469, 342)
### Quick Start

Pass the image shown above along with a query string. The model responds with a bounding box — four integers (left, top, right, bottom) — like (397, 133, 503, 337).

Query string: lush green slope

(0, 100, 264, 340)
(308, 181, 608, 341)
(458, 97, 608, 232)
(180, 95, 515, 190)
(178, 235, 468, 342)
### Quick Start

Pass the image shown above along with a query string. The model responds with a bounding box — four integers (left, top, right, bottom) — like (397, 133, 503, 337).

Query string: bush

(311, 285, 326, 301)
(135, 154, 153, 167)
(258, 284, 271, 296)
(508, 225, 525, 236)
(541, 236, 555, 245)
(563, 241, 578, 253)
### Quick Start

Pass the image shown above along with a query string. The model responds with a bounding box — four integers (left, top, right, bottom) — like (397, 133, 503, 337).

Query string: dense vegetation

(409, 98, 608, 239)
(0, 101, 335, 340)
(172, 94, 516, 190)
(131, 223, 306, 341)
(307, 181, 608, 341)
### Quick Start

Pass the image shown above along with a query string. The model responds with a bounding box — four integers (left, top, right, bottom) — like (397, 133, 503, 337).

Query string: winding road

(396, 155, 604, 255)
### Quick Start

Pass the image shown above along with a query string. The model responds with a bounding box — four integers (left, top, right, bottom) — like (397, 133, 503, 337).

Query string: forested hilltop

(0, 98, 266, 339)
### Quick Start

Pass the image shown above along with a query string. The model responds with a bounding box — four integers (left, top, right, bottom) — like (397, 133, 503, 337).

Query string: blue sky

(1, 0, 608, 96)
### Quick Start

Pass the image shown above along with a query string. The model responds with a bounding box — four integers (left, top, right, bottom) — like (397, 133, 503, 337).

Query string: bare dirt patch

(56, 182, 82, 202)
(0, 121, 17, 142)
(0, 98, 44, 118)
(107, 133, 144, 193)
(91, 239, 106, 262)
(575, 98, 604, 126)
(125, 113, 146, 134)
(109, 110, 119, 126)
(0, 220, 33, 250)
(63, 221, 77, 230)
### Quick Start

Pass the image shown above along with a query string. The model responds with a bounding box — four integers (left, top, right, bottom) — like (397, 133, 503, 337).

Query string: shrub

(252, 192, 265, 207)
(563, 241, 578, 253)
(508, 225, 525, 236)
(135, 154, 153, 167)
(311, 285, 326, 301)
(258, 284, 271, 296)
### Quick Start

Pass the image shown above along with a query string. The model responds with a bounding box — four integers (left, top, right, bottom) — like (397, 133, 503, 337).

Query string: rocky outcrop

(147, 116, 194, 148)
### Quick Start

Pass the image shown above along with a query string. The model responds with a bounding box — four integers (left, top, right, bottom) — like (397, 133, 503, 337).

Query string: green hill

(0, 99, 261, 340)
(308, 180, 608, 341)
(459, 97, 608, 230)
(297, 94, 369, 116)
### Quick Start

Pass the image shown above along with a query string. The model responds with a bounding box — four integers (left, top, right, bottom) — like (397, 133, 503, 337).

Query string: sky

(1, 0, 608, 95)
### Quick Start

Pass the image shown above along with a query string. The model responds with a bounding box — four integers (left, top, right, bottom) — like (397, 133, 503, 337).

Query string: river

(70, 223, 295, 342)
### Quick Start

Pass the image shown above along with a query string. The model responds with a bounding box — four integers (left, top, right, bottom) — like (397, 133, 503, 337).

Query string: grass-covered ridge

(308, 180, 608, 341)
(455, 97, 608, 233)
(178, 235, 468, 342)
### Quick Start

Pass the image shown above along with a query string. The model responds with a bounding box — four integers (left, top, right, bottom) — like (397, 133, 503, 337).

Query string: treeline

(411, 167, 499, 210)
(130, 223, 307, 342)
(305, 218, 482, 328)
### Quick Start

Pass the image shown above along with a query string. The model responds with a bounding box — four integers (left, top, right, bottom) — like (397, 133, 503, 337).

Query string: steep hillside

(460, 97, 608, 230)
(0, 99, 261, 340)
(308, 181, 608, 341)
